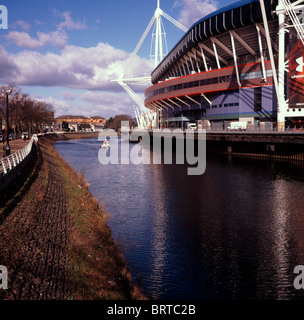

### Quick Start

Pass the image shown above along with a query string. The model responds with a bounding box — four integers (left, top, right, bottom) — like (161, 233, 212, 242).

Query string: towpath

(0, 139, 71, 299)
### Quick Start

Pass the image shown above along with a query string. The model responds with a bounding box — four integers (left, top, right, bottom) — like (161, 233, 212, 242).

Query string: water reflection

(150, 167, 168, 298)
(54, 138, 304, 300)
(271, 179, 290, 298)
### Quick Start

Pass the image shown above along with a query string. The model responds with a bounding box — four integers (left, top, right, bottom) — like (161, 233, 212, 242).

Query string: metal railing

(205, 125, 304, 133)
(164, 123, 304, 133)
(0, 135, 38, 177)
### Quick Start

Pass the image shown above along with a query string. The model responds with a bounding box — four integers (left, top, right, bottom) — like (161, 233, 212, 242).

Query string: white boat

(100, 140, 110, 149)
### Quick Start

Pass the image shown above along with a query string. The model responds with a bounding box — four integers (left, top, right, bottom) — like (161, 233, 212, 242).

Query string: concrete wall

(0, 149, 33, 192)
(239, 86, 275, 120)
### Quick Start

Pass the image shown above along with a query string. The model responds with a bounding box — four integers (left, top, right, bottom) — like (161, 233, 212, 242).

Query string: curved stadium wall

(144, 0, 285, 129)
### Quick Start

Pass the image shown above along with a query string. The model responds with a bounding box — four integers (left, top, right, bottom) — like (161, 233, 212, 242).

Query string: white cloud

(79, 91, 135, 118)
(6, 30, 68, 49)
(174, 0, 218, 28)
(0, 41, 152, 118)
(57, 11, 88, 31)
(6, 11, 87, 49)
(61, 91, 78, 101)
(38, 91, 135, 118)
(0, 45, 18, 79)
(41, 96, 72, 116)
(11, 20, 31, 32)
(0, 42, 153, 91)
(0, 8, 154, 119)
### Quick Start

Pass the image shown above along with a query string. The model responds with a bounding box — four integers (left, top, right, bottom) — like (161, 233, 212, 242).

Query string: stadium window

(219, 104, 222, 108)
(241, 73, 248, 80)
(248, 72, 255, 79)
(224, 104, 229, 107)
(266, 69, 272, 77)
(252, 71, 262, 79)
(150, 79, 243, 99)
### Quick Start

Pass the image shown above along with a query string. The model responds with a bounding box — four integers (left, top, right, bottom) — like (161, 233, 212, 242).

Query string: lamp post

(5, 89, 12, 157)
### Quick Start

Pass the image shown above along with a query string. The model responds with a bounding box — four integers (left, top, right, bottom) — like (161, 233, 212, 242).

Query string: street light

(5, 89, 12, 157)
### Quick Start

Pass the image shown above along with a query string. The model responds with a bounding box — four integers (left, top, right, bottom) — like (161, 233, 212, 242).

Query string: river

(54, 136, 304, 300)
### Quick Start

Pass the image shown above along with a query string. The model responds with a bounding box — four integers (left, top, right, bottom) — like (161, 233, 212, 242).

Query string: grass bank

(60, 131, 100, 140)
(41, 135, 145, 300)
(0, 133, 145, 300)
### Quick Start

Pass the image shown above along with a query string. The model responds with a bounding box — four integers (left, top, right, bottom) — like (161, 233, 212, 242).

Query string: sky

(0, 0, 235, 119)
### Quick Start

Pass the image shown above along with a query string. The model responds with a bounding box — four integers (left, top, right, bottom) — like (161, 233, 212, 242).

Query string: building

(144, 0, 304, 130)
(55, 115, 106, 132)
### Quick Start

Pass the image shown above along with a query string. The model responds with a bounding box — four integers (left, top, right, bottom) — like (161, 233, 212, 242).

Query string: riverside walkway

(0, 136, 71, 299)
(1, 139, 28, 159)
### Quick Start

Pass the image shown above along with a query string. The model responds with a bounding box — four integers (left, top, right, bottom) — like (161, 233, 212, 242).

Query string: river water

(54, 136, 304, 300)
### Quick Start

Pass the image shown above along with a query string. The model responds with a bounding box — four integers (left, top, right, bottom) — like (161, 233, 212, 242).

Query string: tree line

(105, 114, 136, 130)
(0, 84, 54, 138)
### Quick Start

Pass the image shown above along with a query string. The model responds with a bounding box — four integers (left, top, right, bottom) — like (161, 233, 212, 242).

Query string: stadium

(143, 0, 304, 130)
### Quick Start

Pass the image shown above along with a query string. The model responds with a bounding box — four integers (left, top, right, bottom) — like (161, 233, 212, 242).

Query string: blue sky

(0, 0, 235, 118)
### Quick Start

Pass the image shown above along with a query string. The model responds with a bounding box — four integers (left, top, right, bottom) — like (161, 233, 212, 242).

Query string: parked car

(227, 121, 247, 131)
(21, 132, 29, 140)
(187, 123, 197, 130)
(8, 133, 16, 140)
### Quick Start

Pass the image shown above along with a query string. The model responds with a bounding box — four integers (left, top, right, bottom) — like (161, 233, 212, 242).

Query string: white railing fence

(0, 135, 38, 177)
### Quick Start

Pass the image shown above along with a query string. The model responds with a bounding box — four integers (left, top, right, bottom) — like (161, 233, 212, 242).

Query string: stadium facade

(144, 0, 304, 130)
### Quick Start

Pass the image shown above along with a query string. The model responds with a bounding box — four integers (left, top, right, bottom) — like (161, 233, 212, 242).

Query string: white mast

(276, 0, 304, 130)
(152, 0, 168, 67)
(112, 0, 188, 129)
(260, 0, 304, 130)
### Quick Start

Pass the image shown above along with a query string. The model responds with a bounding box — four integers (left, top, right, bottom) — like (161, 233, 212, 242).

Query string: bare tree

(106, 114, 135, 130)
(0, 85, 55, 136)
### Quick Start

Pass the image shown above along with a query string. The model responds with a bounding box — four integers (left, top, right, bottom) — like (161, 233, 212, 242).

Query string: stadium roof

(151, 0, 278, 84)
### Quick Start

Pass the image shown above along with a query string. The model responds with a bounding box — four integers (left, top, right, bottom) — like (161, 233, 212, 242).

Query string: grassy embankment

(43, 134, 145, 300)
(0, 132, 145, 300)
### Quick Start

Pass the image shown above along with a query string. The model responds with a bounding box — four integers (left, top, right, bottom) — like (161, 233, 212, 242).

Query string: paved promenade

(1, 139, 29, 159)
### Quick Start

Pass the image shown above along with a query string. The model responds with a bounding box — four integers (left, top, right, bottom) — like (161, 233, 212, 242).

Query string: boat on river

(100, 139, 110, 149)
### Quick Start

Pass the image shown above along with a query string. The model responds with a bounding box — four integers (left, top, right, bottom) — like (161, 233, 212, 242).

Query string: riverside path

(1, 139, 28, 159)
(0, 137, 71, 299)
